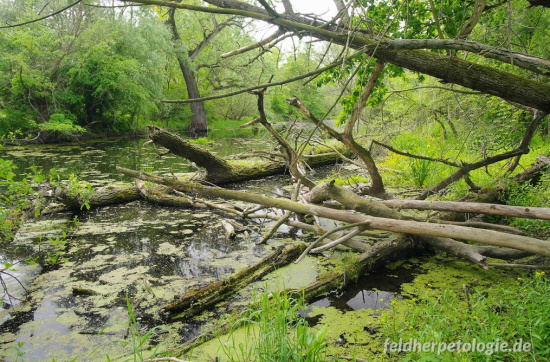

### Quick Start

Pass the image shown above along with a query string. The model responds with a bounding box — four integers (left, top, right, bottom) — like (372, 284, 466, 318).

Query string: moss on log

(164, 243, 307, 319)
(148, 126, 347, 185)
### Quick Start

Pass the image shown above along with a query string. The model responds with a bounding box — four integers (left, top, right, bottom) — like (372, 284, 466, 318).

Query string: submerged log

(172, 234, 419, 356)
(147, 126, 347, 185)
(163, 243, 306, 318)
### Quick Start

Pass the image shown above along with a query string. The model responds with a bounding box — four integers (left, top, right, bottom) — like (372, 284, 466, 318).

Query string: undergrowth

(380, 262, 549, 361)
(219, 288, 328, 362)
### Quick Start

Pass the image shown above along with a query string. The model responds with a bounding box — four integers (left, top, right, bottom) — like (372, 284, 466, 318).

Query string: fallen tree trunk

(513, 155, 550, 183)
(172, 234, 420, 356)
(147, 126, 347, 185)
(163, 243, 306, 318)
(50, 184, 141, 211)
(117, 166, 550, 258)
(381, 199, 550, 220)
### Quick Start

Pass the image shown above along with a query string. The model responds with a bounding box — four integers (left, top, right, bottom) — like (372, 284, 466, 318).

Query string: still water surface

(0, 134, 409, 360)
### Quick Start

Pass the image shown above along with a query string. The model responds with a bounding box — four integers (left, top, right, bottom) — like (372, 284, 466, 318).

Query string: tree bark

(147, 125, 348, 185)
(381, 199, 550, 220)
(51, 184, 141, 210)
(167, 8, 208, 136)
(163, 243, 306, 318)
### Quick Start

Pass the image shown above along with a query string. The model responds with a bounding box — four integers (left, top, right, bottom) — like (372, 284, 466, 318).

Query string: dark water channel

(0, 134, 413, 360)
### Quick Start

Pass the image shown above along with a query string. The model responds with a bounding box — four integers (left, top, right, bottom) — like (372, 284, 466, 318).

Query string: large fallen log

(117, 167, 550, 259)
(171, 234, 420, 356)
(49, 184, 141, 211)
(147, 125, 347, 185)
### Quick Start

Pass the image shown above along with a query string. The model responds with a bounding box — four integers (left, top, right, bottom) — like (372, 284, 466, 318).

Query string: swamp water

(0, 136, 417, 360)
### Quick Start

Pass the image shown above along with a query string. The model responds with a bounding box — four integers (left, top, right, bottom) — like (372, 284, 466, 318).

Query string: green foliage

(221, 289, 328, 361)
(505, 171, 550, 232)
(64, 174, 93, 211)
(0, 109, 37, 137)
(379, 129, 440, 188)
(120, 294, 163, 361)
(0, 158, 44, 241)
(191, 137, 215, 146)
(39, 113, 85, 135)
(0, 3, 172, 133)
(381, 271, 550, 361)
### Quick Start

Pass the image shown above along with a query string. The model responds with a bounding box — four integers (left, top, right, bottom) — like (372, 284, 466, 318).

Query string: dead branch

(221, 29, 285, 58)
(252, 90, 316, 188)
(310, 227, 365, 253)
(258, 181, 302, 244)
(287, 97, 389, 199)
(417, 111, 547, 199)
(381, 199, 550, 220)
(372, 140, 460, 167)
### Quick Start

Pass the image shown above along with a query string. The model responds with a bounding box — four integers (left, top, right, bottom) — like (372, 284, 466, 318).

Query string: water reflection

(303, 264, 418, 319)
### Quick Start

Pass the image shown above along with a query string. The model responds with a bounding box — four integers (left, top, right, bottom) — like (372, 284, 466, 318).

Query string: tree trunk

(167, 8, 208, 137)
(181, 65, 208, 137)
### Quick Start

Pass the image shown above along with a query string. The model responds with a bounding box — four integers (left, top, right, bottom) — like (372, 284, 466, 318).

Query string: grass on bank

(380, 259, 549, 361)
(192, 288, 329, 361)
(190, 259, 549, 362)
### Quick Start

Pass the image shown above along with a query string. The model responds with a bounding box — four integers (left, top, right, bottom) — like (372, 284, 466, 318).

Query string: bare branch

(252, 90, 316, 188)
(0, 0, 83, 28)
(310, 227, 365, 253)
(372, 140, 461, 167)
(457, 0, 486, 40)
(190, 15, 236, 60)
(221, 29, 285, 58)
(345, 61, 385, 135)
(281, 0, 294, 14)
(382, 199, 550, 220)
(256, 0, 280, 17)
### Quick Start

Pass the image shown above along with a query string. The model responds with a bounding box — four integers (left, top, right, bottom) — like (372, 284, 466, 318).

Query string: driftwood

(163, 243, 306, 318)
(220, 220, 236, 242)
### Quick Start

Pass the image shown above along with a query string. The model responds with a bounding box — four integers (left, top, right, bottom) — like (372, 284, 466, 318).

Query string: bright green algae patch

(191, 256, 548, 362)
(379, 256, 549, 361)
